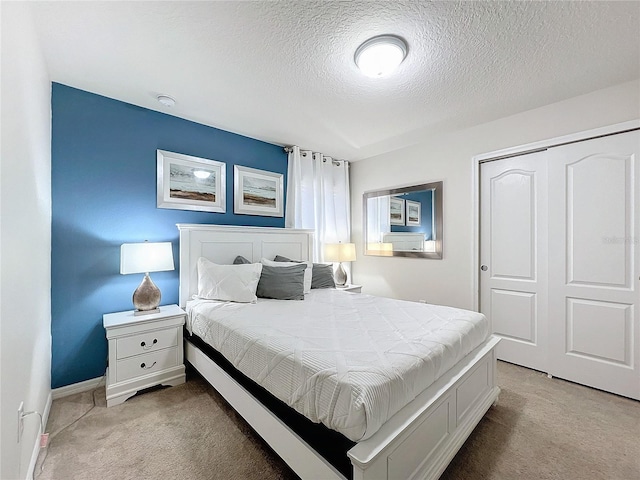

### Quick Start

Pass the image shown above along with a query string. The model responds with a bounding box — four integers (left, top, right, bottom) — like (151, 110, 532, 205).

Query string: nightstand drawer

(116, 327, 178, 359)
(116, 347, 179, 383)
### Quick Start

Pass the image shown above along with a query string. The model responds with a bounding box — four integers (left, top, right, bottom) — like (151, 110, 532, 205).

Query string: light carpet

(35, 361, 639, 480)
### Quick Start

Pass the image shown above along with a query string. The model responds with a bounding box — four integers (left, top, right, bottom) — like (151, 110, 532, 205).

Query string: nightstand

(337, 284, 362, 293)
(103, 304, 186, 407)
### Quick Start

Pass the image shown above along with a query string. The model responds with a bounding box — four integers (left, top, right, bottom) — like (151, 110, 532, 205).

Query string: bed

(382, 232, 426, 252)
(178, 224, 500, 480)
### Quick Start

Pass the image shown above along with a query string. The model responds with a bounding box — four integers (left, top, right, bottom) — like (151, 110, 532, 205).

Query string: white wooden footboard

(185, 335, 500, 480)
(348, 335, 500, 480)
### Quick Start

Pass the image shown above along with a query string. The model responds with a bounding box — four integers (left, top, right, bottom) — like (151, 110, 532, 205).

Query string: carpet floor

(35, 361, 639, 480)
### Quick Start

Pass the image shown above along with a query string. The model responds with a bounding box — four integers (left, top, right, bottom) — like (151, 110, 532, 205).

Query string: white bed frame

(178, 224, 500, 480)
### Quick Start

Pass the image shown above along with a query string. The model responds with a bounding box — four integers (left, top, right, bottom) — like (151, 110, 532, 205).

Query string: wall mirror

(363, 181, 443, 259)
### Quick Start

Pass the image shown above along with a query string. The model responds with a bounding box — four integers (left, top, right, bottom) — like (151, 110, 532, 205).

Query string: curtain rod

(283, 146, 347, 166)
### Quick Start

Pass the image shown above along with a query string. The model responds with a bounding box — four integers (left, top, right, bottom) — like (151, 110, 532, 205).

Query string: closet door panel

(567, 154, 629, 287)
(480, 152, 548, 372)
(566, 298, 632, 366)
(491, 289, 537, 343)
(548, 130, 639, 400)
(490, 171, 535, 279)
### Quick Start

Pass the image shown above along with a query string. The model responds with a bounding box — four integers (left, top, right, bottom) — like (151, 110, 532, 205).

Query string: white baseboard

(25, 391, 52, 480)
(52, 376, 105, 400)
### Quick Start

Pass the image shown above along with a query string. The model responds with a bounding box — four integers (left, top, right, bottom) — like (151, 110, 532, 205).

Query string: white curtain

(366, 195, 390, 244)
(285, 146, 351, 262)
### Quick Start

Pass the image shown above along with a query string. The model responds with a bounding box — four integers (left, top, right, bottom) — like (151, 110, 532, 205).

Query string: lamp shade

(324, 243, 356, 263)
(120, 242, 174, 275)
(367, 242, 393, 256)
(424, 240, 436, 253)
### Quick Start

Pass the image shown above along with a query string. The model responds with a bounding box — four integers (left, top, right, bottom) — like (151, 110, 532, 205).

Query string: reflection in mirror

(363, 181, 443, 259)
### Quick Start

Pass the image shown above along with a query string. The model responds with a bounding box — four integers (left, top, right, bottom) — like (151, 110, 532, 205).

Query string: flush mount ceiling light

(156, 94, 176, 107)
(354, 35, 408, 78)
(193, 170, 211, 179)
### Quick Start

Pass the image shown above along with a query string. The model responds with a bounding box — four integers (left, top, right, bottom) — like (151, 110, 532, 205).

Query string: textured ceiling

(29, 1, 640, 160)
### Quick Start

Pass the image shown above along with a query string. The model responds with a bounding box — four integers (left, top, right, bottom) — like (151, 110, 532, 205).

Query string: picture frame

(389, 196, 405, 225)
(406, 200, 421, 226)
(234, 165, 284, 217)
(157, 150, 226, 213)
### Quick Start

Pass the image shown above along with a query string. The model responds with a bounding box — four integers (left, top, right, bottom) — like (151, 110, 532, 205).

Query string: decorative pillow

(273, 255, 294, 262)
(197, 257, 262, 303)
(310, 263, 336, 289)
(274, 255, 335, 289)
(262, 257, 312, 294)
(257, 264, 306, 300)
(233, 255, 251, 264)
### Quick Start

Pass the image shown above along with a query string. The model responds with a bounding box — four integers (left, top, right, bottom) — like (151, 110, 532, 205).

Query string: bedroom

(1, 1, 639, 479)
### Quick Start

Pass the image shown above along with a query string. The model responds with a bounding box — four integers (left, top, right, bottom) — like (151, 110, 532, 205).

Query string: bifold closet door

(480, 151, 548, 372)
(547, 130, 640, 400)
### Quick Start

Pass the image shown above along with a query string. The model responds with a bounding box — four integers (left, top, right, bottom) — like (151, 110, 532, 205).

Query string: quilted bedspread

(186, 289, 489, 441)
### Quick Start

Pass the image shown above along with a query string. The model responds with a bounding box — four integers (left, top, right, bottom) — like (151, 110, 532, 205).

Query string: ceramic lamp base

(334, 262, 348, 287)
(132, 273, 161, 313)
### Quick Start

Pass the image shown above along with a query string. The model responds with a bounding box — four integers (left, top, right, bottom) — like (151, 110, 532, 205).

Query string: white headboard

(177, 224, 314, 307)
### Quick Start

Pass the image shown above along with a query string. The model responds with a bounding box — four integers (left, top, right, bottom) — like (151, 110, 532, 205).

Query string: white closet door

(548, 130, 639, 399)
(480, 151, 549, 372)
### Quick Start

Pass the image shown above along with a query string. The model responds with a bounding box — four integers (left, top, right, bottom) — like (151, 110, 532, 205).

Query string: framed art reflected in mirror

(363, 181, 443, 259)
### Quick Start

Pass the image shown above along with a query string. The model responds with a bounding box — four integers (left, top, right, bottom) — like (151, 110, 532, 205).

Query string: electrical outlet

(17, 401, 24, 443)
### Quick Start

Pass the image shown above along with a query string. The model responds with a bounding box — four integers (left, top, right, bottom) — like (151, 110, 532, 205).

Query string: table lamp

(324, 242, 356, 287)
(120, 241, 174, 315)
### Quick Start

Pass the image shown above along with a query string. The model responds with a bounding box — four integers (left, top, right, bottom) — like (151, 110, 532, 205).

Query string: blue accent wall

(391, 190, 433, 239)
(51, 83, 287, 388)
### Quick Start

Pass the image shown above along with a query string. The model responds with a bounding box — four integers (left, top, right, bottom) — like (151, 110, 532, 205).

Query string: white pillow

(261, 258, 312, 294)
(197, 257, 262, 303)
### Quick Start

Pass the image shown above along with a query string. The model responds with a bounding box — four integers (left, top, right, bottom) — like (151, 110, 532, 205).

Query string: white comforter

(186, 289, 489, 441)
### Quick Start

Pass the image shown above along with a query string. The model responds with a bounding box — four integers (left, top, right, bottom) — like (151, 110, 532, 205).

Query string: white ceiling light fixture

(354, 35, 408, 78)
(193, 170, 211, 179)
(156, 94, 176, 107)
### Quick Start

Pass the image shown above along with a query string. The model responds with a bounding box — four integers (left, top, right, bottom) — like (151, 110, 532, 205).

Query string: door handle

(481, 265, 488, 271)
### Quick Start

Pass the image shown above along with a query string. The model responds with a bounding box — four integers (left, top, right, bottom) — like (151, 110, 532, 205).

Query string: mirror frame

(363, 181, 443, 259)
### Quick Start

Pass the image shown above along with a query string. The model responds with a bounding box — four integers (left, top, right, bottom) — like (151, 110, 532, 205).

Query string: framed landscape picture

(234, 165, 284, 217)
(389, 196, 405, 225)
(157, 150, 226, 213)
(406, 200, 421, 226)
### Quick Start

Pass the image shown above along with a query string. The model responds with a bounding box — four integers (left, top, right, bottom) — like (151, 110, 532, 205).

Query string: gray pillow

(257, 264, 306, 300)
(274, 255, 335, 289)
(273, 255, 295, 262)
(233, 255, 251, 264)
(310, 263, 336, 289)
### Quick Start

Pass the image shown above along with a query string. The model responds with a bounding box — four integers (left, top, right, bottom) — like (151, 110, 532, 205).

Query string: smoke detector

(156, 94, 176, 107)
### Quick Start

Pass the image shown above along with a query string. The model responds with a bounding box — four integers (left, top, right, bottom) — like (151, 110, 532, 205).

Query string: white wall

(350, 80, 640, 310)
(0, 2, 52, 479)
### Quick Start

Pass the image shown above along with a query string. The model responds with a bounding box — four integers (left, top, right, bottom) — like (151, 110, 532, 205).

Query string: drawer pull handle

(140, 361, 157, 370)
(141, 339, 158, 350)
